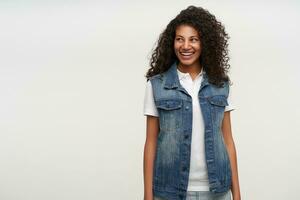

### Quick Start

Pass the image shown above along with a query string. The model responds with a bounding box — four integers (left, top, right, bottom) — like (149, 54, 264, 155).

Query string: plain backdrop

(0, 1, 299, 199)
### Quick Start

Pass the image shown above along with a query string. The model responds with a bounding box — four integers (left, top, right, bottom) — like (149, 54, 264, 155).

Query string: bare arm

(222, 111, 241, 200)
(143, 116, 160, 200)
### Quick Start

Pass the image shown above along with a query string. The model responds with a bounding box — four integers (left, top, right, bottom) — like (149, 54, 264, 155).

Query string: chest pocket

(156, 99, 182, 133)
(207, 95, 228, 121)
(207, 95, 228, 107)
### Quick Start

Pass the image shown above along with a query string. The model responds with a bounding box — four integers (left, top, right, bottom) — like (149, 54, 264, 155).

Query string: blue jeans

(154, 190, 231, 200)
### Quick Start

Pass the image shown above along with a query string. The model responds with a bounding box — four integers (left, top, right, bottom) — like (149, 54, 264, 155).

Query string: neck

(177, 62, 202, 75)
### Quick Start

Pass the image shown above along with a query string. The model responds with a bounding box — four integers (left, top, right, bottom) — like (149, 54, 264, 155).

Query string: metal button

(185, 106, 189, 110)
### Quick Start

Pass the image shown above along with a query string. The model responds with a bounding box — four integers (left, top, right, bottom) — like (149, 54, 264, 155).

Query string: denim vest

(149, 61, 232, 200)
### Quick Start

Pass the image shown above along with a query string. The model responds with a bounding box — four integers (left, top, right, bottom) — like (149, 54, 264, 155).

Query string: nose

(183, 40, 191, 49)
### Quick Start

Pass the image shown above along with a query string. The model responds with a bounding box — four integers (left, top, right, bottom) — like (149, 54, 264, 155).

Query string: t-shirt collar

(176, 66, 205, 80)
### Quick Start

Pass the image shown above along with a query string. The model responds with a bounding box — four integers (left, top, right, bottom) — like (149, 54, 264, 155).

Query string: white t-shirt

(143, 67, 235, 191)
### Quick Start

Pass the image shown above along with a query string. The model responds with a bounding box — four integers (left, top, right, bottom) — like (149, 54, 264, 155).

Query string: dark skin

(143, 25, 241, 200)
(143, 114, 241, 200)
(222, 112, 241, 200)
(143, 113, 241, 200)
(143, 116, 159, 200)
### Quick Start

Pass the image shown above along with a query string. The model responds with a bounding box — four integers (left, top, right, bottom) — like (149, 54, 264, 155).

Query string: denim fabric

(149, 61, 232, 200)
(154, 190, 231, 200)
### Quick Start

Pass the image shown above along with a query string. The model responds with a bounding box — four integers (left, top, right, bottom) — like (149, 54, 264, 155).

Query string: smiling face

(174, 24, 201, 67)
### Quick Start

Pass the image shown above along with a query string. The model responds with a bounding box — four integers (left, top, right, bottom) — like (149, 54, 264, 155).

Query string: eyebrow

(175, 35, 199, 38)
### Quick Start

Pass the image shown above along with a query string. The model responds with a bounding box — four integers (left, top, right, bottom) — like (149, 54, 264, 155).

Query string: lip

(179, 51, 195, 59)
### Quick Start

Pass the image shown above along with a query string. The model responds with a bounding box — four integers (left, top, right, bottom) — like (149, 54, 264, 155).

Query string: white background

(0, 1, 299, 199)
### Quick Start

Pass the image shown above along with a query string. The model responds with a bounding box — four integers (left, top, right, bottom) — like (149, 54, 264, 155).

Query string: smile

(180, 52, 194, 56)
(179, 52, 194, 59)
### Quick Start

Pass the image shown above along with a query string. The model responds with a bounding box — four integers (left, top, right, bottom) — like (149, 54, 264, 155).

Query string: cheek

(195, 46, 202, 55)
(174, 43, 180, 51)
(173, 47, 180, 56)
(196, 43, 201, 51)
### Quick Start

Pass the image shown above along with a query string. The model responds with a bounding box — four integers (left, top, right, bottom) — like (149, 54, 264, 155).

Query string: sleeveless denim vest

(149, 61, 232, 200)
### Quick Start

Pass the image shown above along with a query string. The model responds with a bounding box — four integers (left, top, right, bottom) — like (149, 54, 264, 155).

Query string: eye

(191, 38, 199, 42)
(175, 38, 183, 41)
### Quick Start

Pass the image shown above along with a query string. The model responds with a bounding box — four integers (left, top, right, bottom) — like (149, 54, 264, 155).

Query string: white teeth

(181, 52, 193, 56)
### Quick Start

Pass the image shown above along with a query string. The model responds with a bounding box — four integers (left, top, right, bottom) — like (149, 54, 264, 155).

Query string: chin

(179, 59, 196, 66)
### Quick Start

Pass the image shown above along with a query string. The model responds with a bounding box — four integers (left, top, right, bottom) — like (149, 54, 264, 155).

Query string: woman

(143, 5, 241, 200)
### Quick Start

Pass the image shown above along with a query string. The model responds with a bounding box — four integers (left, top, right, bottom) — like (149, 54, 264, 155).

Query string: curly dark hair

(145, 5, 232, 87)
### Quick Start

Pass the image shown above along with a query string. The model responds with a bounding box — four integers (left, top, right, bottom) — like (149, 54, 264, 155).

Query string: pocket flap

(156, 99, 182, 110)
(207, 95, 228, 106)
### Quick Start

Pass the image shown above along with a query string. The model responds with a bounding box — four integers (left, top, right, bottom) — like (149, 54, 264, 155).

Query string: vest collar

(163, 61, 209, 90)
